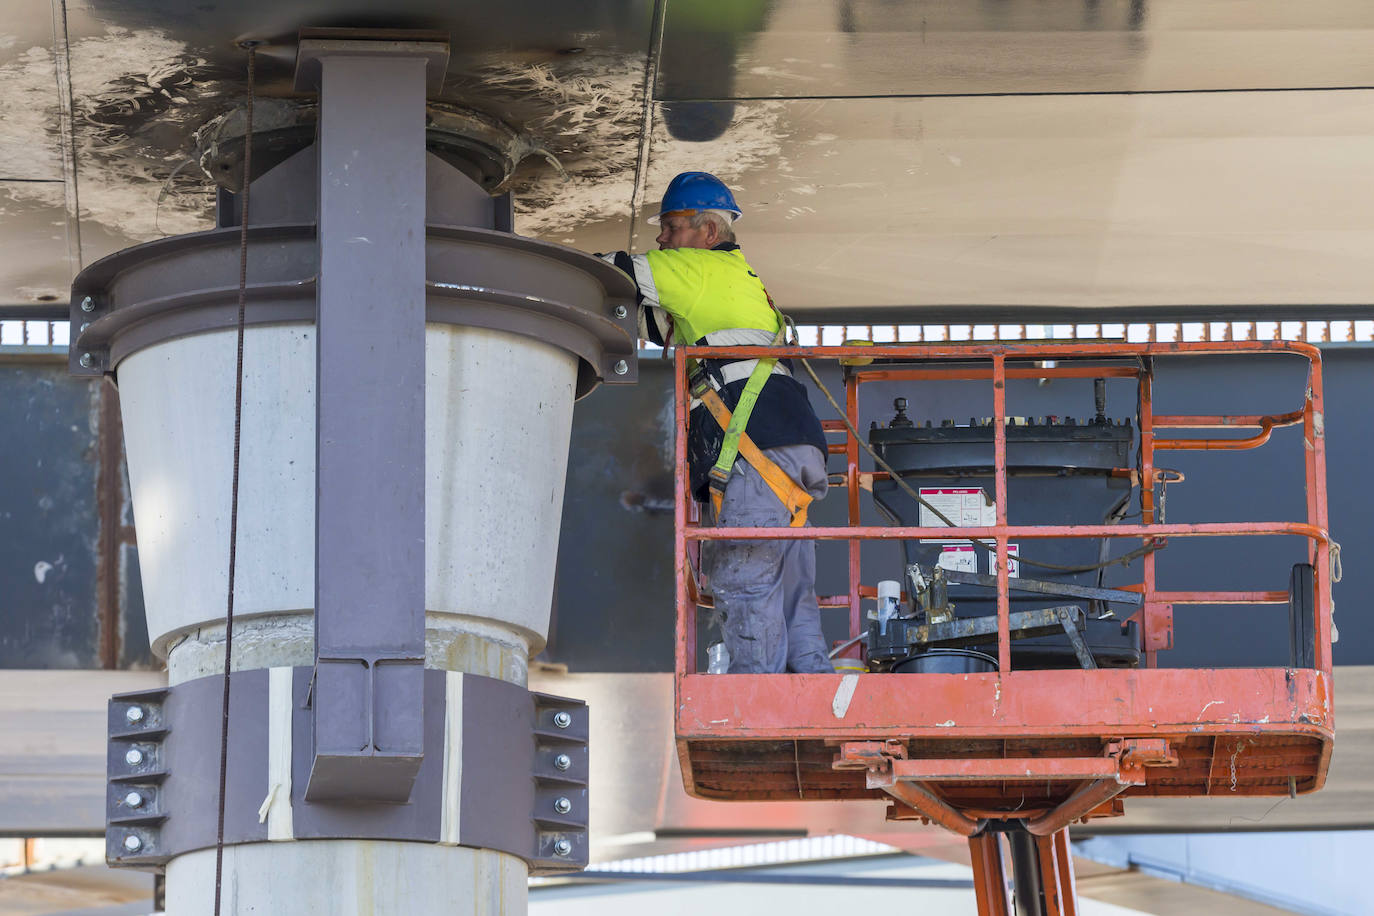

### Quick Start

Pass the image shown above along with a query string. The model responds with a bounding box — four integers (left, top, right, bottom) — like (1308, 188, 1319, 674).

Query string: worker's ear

(702, 219, 720, 245)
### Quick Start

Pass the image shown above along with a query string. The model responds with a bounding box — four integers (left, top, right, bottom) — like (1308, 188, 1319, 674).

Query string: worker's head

(655, 209, 736, 250)
(649, 171, 741, 250)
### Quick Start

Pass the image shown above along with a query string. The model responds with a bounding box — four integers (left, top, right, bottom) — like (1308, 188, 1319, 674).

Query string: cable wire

(626, 0, 668, 252)
(213, 42, 256, 916)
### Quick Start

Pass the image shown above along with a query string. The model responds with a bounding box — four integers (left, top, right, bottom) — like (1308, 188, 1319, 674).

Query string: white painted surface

(264, 666, 294, 841)
(167, 841, 527, 915)
(117, 325, 316, 658)
(425, 325, 578, 651)
(117, 322, 578, 657)
(440, 671, 465, 845)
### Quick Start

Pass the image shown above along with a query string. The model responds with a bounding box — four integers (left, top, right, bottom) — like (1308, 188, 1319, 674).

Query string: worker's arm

(600, 250, 708, 346)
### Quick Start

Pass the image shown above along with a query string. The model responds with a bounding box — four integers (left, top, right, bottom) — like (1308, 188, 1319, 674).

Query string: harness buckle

(688, 365, 714, 400)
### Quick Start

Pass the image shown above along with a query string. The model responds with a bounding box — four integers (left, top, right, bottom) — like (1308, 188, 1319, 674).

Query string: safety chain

(1228, 738, 1250, 793)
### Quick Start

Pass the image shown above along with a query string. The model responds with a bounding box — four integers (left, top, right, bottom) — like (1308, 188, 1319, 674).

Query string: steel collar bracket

(106, 670, 589, 875)
(66, 225, 637, 396)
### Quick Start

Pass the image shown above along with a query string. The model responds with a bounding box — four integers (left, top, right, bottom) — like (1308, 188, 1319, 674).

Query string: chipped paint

(1196, 699, 1224, 720)
(934, 720, 956, 727)
(831, 673, 859, 718)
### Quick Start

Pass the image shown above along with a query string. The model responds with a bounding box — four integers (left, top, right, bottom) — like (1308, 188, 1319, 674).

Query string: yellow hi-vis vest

(632, 246, 779, 344)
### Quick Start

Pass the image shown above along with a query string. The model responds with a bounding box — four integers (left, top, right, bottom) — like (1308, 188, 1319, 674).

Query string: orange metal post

(993, 354, 1010, 673)
(1138, 364, 1159, 667)
(1305, 355, 1333, 672)
(970, 833, 1012, 916)
(845, 370, 863, 658)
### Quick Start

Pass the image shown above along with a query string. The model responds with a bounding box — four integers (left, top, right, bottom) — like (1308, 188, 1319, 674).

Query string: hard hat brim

(646, 208, 742, 226)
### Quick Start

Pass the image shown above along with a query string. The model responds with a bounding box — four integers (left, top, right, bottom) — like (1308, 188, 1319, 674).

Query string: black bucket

(892, 648, 998, 674)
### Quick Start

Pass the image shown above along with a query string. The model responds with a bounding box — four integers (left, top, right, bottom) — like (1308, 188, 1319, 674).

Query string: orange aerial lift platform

(671, 340, 1334, 915)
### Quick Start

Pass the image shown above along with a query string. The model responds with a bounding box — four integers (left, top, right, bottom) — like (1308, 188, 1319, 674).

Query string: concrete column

(84, 23, 633, 904)
(112, 38, 572, 915)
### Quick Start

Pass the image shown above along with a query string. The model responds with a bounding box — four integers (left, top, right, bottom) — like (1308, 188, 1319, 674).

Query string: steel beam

(1024, 779, 1131, 837)
(307, 45, 430, 803)
(876, 779, 983, 837)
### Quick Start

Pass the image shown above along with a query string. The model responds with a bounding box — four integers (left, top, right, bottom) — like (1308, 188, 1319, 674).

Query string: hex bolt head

(613, 359, 629, 376)
(554, 753, 572, 771)
(122, 834, 142, 853)
(553, 796, 572, 815)
(554, 838, 573, 857)
(79, 352, 95, 369)
(79, 322, 90, 333)
(614, 304, 628, 319)
(80, 296, 95, 312)
(125, 705, 146, 725)
(124, 748, 144, 766)
(553, 710, 572, 729)
(124, 791, 145, 808)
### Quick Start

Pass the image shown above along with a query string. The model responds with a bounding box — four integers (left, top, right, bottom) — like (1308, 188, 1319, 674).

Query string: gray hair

(690, 209, 736, 244)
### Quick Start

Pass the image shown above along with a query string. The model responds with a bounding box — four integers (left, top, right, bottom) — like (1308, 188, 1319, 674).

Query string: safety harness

(688, 297, 813, 527)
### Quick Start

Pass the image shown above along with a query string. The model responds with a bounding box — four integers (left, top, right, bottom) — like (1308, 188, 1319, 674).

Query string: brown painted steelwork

(672, 341, 1334, 848)
(969, 833, 1012, 916)
(1033, 830, 1079, 916)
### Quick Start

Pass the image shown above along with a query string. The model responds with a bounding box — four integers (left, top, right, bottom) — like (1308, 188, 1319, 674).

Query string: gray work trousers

(703, 443, 834, 674)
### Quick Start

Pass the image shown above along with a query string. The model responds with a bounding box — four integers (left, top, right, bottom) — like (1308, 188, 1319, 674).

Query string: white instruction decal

(937, 544, 977, 574)
(919, 488, 994, 543)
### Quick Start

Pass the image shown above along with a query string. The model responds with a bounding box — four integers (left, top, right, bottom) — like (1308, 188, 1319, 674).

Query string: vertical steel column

(306, 45, 432, 802)
(1007, 828, 1044, 916)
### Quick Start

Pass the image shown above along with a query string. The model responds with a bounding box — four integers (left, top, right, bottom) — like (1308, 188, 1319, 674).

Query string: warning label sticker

(936, 544, 977, 574)
(919, 487, 995, 543)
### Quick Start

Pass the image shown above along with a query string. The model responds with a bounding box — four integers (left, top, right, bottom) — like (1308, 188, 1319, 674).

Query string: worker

(599, 171, 833, 673)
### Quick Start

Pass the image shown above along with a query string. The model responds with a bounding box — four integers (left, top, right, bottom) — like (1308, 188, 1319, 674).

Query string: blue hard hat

(648, 171, 742, 224)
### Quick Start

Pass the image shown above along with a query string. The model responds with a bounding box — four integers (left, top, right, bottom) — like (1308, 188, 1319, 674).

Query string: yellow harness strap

(697, 386, 813, 527)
